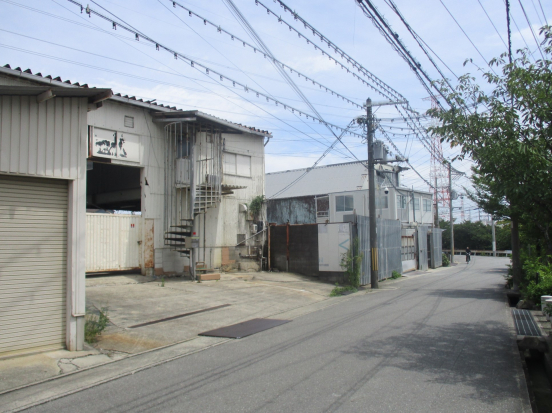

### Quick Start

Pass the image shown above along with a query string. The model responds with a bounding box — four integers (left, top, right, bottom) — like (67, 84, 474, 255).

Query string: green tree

(429, 26, 552, 290)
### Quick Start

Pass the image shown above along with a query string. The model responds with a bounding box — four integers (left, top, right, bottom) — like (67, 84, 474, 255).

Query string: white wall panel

(86, 214, 142, 272)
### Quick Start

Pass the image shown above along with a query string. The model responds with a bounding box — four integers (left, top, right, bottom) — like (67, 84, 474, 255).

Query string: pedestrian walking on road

(466, 247, 471, 263)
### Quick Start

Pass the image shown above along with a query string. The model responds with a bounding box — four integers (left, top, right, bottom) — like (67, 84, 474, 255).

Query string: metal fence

(417, 225, 429, 271)
(345, 215, 402, 284)
(429, 228, 443, 268)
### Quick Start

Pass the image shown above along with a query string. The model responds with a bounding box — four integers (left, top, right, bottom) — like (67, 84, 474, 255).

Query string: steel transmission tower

(423, 97, 450, 223)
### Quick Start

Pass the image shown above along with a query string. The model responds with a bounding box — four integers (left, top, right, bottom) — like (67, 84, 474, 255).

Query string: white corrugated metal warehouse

(0, 84, 109, 355)
(0, 65, 270, 356)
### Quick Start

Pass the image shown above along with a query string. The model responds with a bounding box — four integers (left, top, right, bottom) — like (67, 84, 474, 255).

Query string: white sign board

(91, 127, 140, 162)
(318, 223, 350, 272)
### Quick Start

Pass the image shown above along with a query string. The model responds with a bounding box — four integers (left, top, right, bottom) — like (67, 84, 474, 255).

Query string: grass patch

(391, 271, 402, 279)
(85, 307, 109, 343)
(330, 285, 357, 297)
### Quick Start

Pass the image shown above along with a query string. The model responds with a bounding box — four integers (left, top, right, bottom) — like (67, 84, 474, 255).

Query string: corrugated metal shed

(266, 161, 369, 199)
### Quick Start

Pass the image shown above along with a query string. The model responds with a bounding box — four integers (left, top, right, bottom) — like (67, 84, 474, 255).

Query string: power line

(476, 0, 509, 49)
(265, 0, 451, 179)
(222, 0, 364, 165)
(355, 0, 446, 107)
(437, 0, 497, 74)
(63, 0, 365, 140)
(517, 0, 545, 59)
(383, 0, 457, 90)
(161, 0, 364, 110)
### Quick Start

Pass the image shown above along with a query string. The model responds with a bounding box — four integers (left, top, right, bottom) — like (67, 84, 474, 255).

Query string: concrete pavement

(0, 257, 535, 412)
(0, 271, 338, 395)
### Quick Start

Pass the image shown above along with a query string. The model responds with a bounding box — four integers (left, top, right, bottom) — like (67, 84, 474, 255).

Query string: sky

(0, 0, 550, 221)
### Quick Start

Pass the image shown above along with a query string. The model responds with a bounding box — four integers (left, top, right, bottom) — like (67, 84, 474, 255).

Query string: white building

(266, 160, 435, 226)
(0, 65, 270, 356)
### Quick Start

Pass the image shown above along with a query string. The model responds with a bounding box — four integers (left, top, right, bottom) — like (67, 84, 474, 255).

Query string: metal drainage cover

(199, 318, 291, 339)
(512, 309, 541, 336)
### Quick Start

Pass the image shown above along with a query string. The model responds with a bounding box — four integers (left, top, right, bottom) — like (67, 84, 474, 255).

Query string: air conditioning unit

(250, 223, 258, 234)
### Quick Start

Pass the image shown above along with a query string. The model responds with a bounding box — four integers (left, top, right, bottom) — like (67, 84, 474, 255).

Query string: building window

(124, 116, 134, 128)
(413, 197, 420, 211)
(316, 196, 329, 218)
(237, 234, 246, 245)
(224, 152, 251, 177)
(376, 195, 388, 209)
(336, 195, 354, 212)
(397, 195, 406, 209)
(423, 199, 432, 212)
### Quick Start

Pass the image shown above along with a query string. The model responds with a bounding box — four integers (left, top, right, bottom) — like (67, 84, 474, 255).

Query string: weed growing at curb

(442, 253, 450, 267)
(330, 284, 357, 297)
(391, 271, 402, 279)
(85, 307, 109, 343)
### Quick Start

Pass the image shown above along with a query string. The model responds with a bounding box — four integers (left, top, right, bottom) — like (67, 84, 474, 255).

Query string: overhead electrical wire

(355, 0, 448, 108)
(53, 0, 360, 159)
(223, 0, 366, 171)
(476, 0, 509, 49)
(162, 0, 364, 110)
(517, 0, 545, 59)
(437, 0, 498, 74)
(262, 0, 460, 174)
(269, 121, 358, 199)
(63, 0, 366, 140)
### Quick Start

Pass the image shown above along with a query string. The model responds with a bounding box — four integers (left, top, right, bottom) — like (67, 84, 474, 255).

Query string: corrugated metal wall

(347, 215, 402, 284)
(0, 96, 84, 178)
(430, 228, 443, 268)
(86, 214, 142, 272)
(377, 219, 402, 279)
(417, 225, 429, 271)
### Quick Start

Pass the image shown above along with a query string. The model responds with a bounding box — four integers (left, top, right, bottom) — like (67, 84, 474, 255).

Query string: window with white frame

(336, 195, 354, 212)
(413, 197, 420, 210)
(423, 198, 432, 212)
(397, 194, 406, 209)
(224, 152, 251, 177)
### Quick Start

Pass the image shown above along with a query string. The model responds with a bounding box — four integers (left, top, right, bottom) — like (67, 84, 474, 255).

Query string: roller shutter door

(0, 175, 68, 354)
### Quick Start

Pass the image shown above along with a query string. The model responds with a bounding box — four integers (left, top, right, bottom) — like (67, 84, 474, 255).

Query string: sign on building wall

(318, 222, 350, 272)
(90, 127, 140, 162)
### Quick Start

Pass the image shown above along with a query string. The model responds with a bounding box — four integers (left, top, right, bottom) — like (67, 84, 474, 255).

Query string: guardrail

(442, 249, 511, 257)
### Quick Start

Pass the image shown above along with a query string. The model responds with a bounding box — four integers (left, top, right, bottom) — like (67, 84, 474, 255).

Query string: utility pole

(364, 98, 406, 289)
(448, 161, 454, 264)
(366, 98, 378, 289)
(492, 217, 496, 257)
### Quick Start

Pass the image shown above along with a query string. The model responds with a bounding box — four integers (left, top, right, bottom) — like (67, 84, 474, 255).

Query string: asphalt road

(25, 257, 530, 413)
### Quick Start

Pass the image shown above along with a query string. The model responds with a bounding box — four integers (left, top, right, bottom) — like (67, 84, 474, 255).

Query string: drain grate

(512, 309, 541, 336)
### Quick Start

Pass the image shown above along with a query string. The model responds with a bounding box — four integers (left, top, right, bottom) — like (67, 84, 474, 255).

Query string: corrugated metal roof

(0, 64, 271, 137)
(266, 160, 369, 199)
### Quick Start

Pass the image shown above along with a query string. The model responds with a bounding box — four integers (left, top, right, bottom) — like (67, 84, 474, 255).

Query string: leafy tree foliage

(440, 219, 511, 251)
(429, 26, 552, 290)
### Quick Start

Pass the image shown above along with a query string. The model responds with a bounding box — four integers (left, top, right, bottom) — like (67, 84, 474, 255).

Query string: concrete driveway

(86, 271, 336, 354)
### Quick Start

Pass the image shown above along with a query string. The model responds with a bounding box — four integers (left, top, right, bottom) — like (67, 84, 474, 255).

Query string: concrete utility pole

(492, 217, 496, 257)
(364, 98, 406, 289)
(448, 161, 454, 264)
(366, 98, 378, 289)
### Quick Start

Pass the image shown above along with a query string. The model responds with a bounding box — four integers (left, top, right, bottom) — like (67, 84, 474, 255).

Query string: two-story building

(0, 64, 270, 356)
